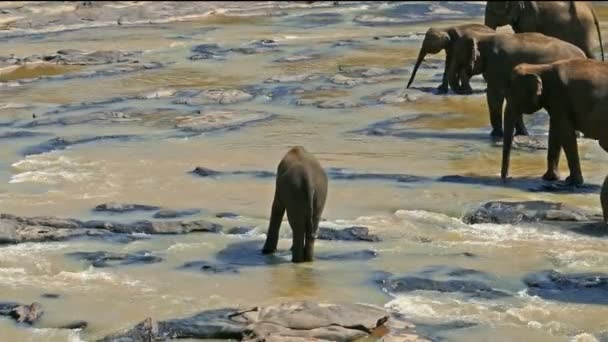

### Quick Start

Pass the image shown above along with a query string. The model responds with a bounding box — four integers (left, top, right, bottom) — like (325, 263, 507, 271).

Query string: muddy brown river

(1, 1, 608, 341)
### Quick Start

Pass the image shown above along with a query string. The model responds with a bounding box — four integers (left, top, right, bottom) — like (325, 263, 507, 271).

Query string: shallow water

(1, 1, 608, 341)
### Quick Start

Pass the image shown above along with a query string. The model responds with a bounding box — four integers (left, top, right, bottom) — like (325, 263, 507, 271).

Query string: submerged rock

(98, 301, 423, 341)
(153, 209, 201, 219)
(94, 202, 161, 213)
(226, 226, 255, 235)
(22, 134, 137, 156)
(43, 49, 136, 65)
(317, 226, 381, 242)
(174, 110, 274, 134)
(175, 89, 254, 105)
(67, 250, 162, 268)
(379, 275, 510, 300)
(295, 97, 362, 109)
(179, 260, 240, 274)
(524, 270, 608, 305)
(463, 201, 598, 225)
(317, 249, 378, 262)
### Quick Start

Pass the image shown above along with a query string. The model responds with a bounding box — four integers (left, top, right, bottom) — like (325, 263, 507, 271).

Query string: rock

(175, 89, 254, 105)
(216, 212, 239, 219)
(274, 53, 320, 63)
(295, 98, 362, 109)
(99, 301, 423, 341)
(58, 320, 88, 330)
(0, 219, 19, 244)
(376, 88, 425, 104)
(327, 167, 429, 183)
(94, 202, 161, 214)
(264, 74, 321, 83)
(41, 293, 60, 299)
(191, 167, 222, 177)
(0, 131, 48, 139)
(42, 49, 135, 65)
(329, 73, 402, 87)
(153, 209, 201, 219)
(179, 261, 240, 274)
(231, 39, 280, 55)
(9, 302, 43, 325)
(67, 250, 162, 268)
(282, 12, 343, 28)
(22, 135, 136, 156)
(174, 110, 274, 134)
(317, 226, 381, 242)
(317, 249, 378, 262)
(463, 201, 597, 225)
(226, 226, 255, 235)
(189, 43, 231, 60)
(379, 275, 510, 300)
(523, 270, 608, 304)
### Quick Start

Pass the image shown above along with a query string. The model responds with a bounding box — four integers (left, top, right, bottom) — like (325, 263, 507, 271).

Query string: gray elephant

(501, 59, 608, 186)
(406, 23, 495, 94)
(485, 1, 604, 61)
(448, 32, 586, 139)
(603, 176, 608, 224)
(262, 146, 328, 263)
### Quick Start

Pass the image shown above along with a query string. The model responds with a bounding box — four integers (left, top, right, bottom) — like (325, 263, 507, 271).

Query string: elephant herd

(264, 2, 608, 263)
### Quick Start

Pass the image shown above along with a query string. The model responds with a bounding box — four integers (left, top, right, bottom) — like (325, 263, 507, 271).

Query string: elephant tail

(590, 2, 605, 61)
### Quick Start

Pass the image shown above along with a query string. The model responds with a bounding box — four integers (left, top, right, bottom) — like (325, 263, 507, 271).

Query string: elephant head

(485, 1, 538, 32)
(447, 36, 481, 93)
(501, 64, 544, 179)
(407, 28, 451, 88)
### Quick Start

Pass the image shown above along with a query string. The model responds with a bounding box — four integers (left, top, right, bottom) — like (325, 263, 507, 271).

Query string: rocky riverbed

(1, 1, 608, 341)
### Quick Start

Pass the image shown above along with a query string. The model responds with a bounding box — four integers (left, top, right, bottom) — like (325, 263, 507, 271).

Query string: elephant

(448, 32, 586, 139)
(484, 1, 604, 61)
(501, 59, 608, 186)
(603, 176, 608, 224)
(262, 146, 328, 263)
(406, 23, 495, 94)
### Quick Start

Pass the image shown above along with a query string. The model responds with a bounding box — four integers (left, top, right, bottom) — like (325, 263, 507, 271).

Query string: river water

(1, 2, 608, 341)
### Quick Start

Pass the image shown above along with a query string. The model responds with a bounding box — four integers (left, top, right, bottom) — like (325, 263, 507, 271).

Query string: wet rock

(179, 260, 240, 274)
(438, 175, 602, 194)
(327, 167, 429, 183)
(493, 134, 548, 151)
(226, 226, 255, 235)
(22, 134, 137, 156)
(94, 202, 161, 214)
(378, 275, 510, 299)
(295, 98, 362, 109)
(135, 88, 177, 100)
(216, 212, 239, 219)
(331, 39, 365, 48)
(0, 220, 19, 243)
(191, 167, 223, 177)
(329, 73, 403, 87)
(41, 293, 60, 299)
(231, 39, 280, 55)
(67, 250, 162, 268)
(174, 110, 274, 134)
(274, 53, 321, 63)
(282, 12, 343, 28)
(189, 43, 231, 60)
(264, 73, 321, 83)
(463, 201, 598, 225)
(524, 270, 608, 304)
(375, 88, 425, 104)
(99, 301, 420, 341)
(217, 240, 288, 267)
(175, 89, 254, 105)
(59, 320, 88, 330)
(317, 249, 378, 262)
(153, 209, 201, 219)
(353, 2, 484, 26)
(317, 226, 381, 242)
(42, 49, 136, 65)
(0, 131, 47, 139)
(9, 302, 43, 325)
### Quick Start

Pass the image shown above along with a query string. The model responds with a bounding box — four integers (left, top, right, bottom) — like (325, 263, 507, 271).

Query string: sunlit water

(1, 2, 608, 341)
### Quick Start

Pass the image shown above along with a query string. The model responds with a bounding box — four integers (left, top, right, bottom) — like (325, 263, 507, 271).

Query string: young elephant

(262, 146, 328, 263)
(448, 32, 586, 139)
(602, 176, 608, 224)
(485, 1, 604, 61)
(501, 59, 608, 186)
(406, 23, 495, 94)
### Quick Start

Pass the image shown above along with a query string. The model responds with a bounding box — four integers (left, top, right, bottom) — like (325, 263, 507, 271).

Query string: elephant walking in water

(485, 1, 604, 61)
(447, 32, 585, 139)
(406, 23, 495, 94)
(262, 146, 328, 263)
(501, 59, 608, 186)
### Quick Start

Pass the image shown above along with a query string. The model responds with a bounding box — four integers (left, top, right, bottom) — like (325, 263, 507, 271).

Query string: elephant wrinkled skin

(502, 59, 608, 187)
(406, 23, 495, 94)
(484, 1, 604, 61)
(448, 32, 586, 139)
(262, 146, 328, 263)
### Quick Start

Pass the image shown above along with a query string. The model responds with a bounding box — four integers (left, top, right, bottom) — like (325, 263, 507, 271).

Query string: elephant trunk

(406, 50, 426, 88)
(591, 4, 605, 61)
(501, 104, 517, 180)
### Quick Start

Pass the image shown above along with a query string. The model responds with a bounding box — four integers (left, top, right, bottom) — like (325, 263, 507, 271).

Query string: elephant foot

(542, 170, 560, 182)
(436, 84, 448, 94)
(261, 246, 276, 255)
(515, 127, 529, 136)
(490, 128, 504, 140)
(564, 175, 584, 187)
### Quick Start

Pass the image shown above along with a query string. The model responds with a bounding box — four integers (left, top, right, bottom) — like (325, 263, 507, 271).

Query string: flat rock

(376, 88, 425, 104)
(43, 49, 136, 65)
(216, 212, 239, 219)
(226, 226, 255, 235)
(295, 98, 362, 109)
(67, 250, 162, 268)
(99, 301, 424, 341)
(22, 135, 136, 156)
(189, 43, 231, 60)
(274, 53, 321, 63)
(94, 202, 161, 214)
(179, 260, 240, 274)
(175, 89, 254, 105)
(378, 275, 510, 300)
(174, 110, 274, 134)
(317, 226, 381, 242)
(329, 73, 402, 87)
(463, 201, 598, 225)
(153, 209, 201, 219)
(317, 249, 378, 262)
(264, 74, 321, 83)
(524, 270, 608, 304)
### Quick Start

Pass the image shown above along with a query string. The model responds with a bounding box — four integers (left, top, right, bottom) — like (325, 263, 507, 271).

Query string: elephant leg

(304, 209, 321, 262)
(514, 115, 528, 136)
(458, 70, 473, 95)
(599, 136, 608, 153)
(542, 117, 561, 181)
(262, 191, 285, 255)
(285, 206, 306, 263)
(559, 123, 584, 186)
(438, 52, 450, 94)
(486, 85, 504, 138)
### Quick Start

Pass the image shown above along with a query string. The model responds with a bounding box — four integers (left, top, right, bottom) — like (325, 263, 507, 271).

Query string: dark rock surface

(0, 213, 222, 244)
(317, 249, 378, 262)
(179, 260, 240, 274)
(2, 302, 44, 325)
(94, 202, 161, 214)
(41, 293, 60, 299)
(216, 212, 240, 219)
(317, 226, 381, 242)
(226, 226, 255, 235)
(153, 209, 201, 219)
(174, 89, 254, 105)
(22, 135, 137, 156)
(463, 201, 600, 225)
(98, 301, 423, 341)
(43, 49, 136, 65)
(524, 270, 608, 305)
(67, 250, 162, 268)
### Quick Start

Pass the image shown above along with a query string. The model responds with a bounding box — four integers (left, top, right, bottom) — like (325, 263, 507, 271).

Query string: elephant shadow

(216, 240, 290, 268)
(438, 174, 602, 194)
